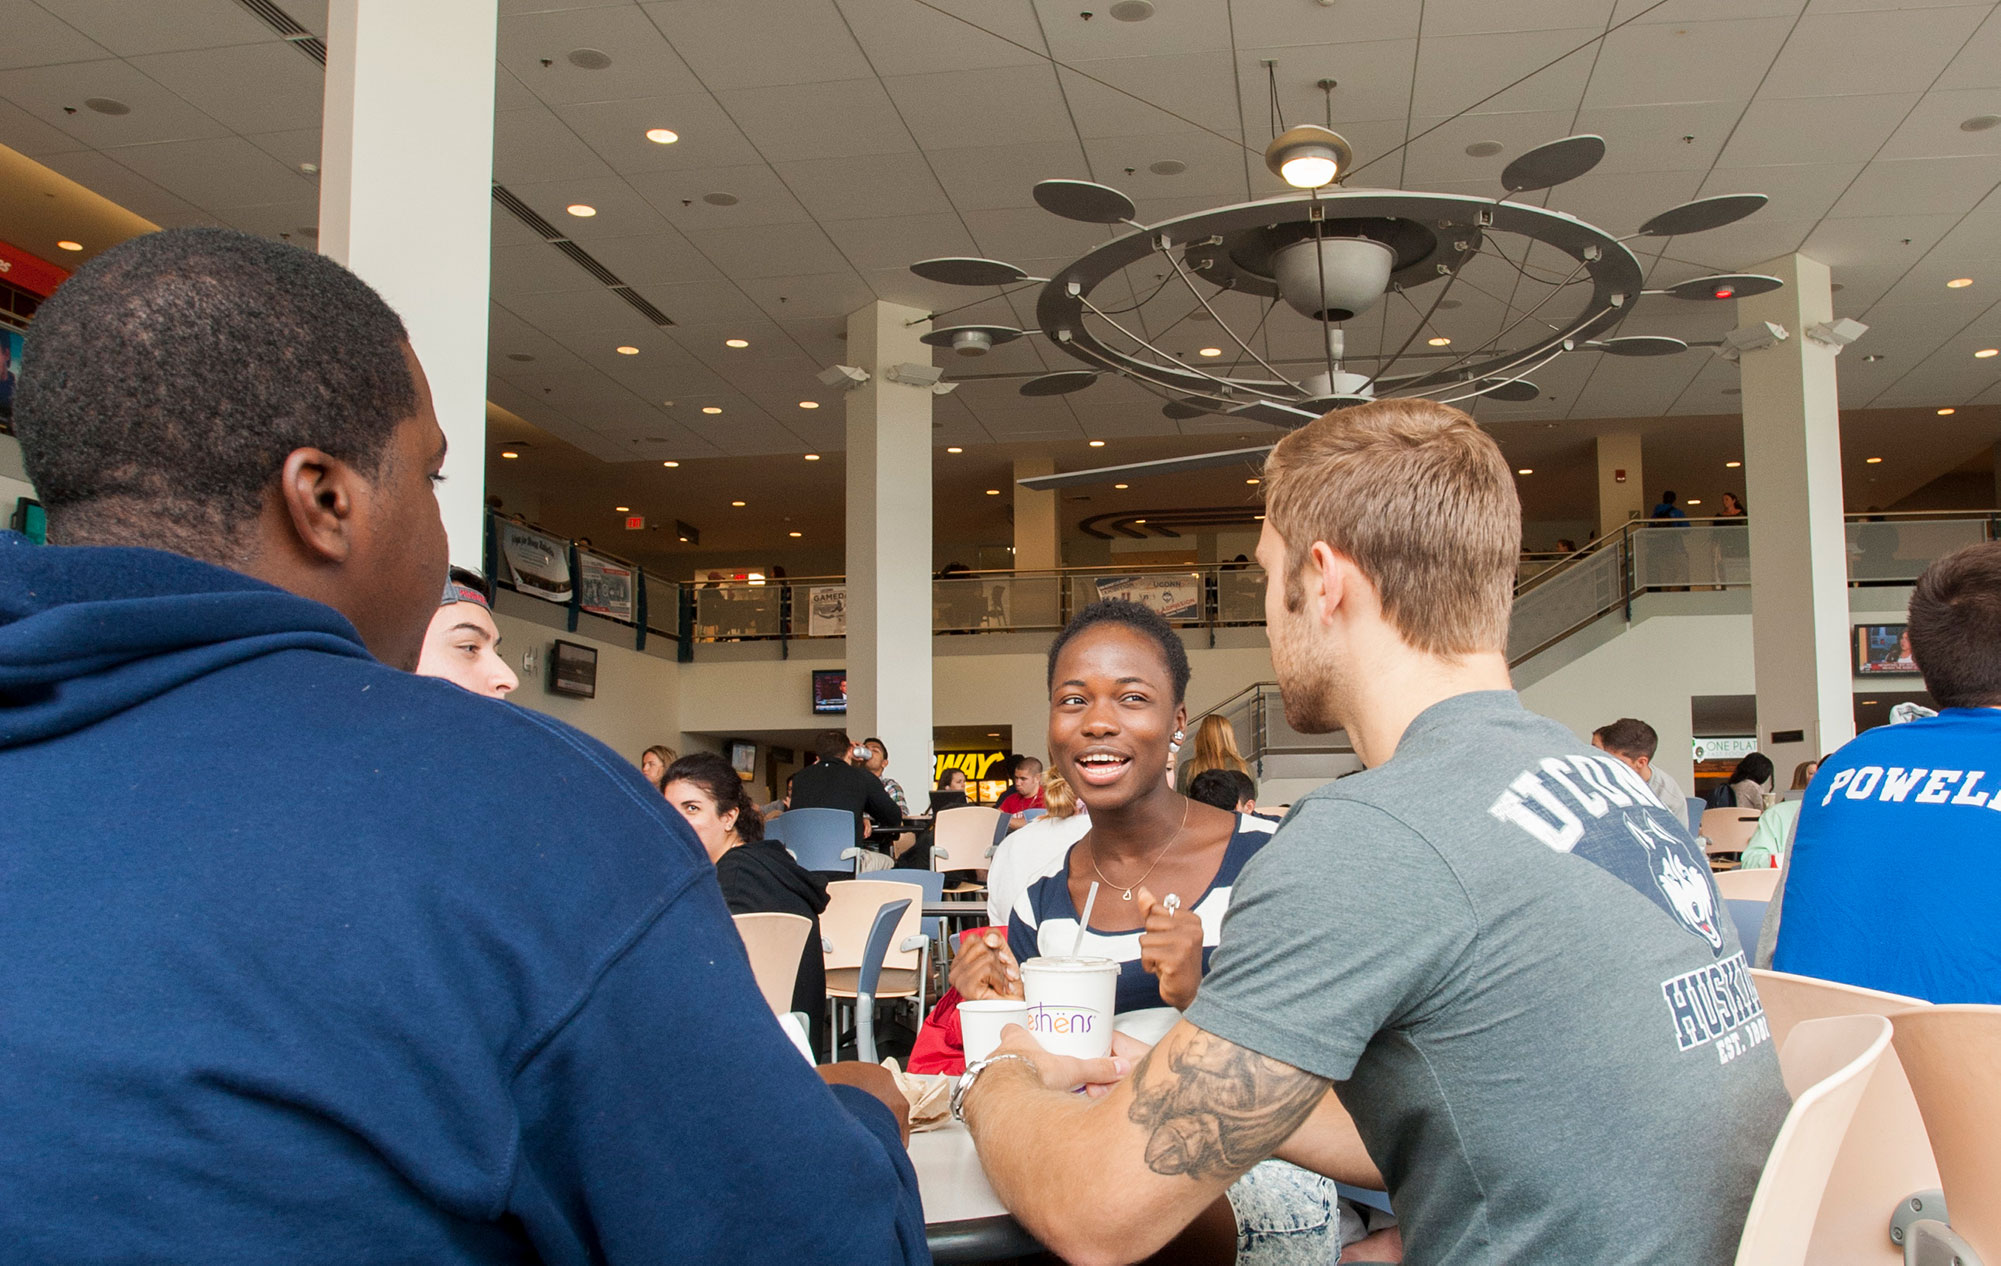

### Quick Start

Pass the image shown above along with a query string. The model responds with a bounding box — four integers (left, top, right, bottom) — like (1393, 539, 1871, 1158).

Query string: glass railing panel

(1631, 524, 1748, 589)
(643, 572, 681, 636)
(1508, 542, 1628, 662)
(1846, 518, 1988, 582)
(693, 583, 781, 639)
(1216, 565, 1267, 623)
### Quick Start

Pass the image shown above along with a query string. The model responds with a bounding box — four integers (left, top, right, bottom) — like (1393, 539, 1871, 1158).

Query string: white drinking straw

(1072, 880, 1101, 959)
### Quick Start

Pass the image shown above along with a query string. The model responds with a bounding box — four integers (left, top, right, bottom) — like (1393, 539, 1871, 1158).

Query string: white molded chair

(731, 912, 811, 1017)
(1891, 1005, 2001, 1266)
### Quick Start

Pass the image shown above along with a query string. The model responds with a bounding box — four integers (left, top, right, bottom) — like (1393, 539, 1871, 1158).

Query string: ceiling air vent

(235, 0, 327, 65)
(492, 184, 676, 327)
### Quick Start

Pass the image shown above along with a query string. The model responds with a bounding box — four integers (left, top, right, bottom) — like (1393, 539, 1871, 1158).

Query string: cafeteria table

(912, 1120, 1042, 1263)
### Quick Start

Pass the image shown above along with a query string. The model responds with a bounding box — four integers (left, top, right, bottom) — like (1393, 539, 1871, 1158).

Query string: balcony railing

(485, 510, 2000, 660)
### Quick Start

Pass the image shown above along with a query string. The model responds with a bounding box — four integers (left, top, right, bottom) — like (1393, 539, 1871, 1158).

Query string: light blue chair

(1725, 899, 1766, 953)
(1685, 797, 1705, 834)
(852, 897, 914, 1063)
(771, 807, 864, 874)
(884, 867, 946, 947)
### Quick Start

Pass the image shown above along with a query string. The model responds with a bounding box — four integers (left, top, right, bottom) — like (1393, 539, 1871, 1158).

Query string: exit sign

(624, 515, 645, 531)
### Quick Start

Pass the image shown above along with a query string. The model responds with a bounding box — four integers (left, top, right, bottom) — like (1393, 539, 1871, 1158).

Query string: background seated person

(1738, 758, 1820, 870)
(638, 743, 677, 792)
(953, 601, 1383, 1263)
(1771, 541, 2001, 1002)
(984, 771, 1090, 926)
(1706, 751, 1774, 811)
(1188, 768, 1258, 815)
(414, 567, 518, 699)
(997, 755, 1046, 830)
(928, 767, 970, 815)
(1589, 716, 1685, 807)
(788, 729, 901, 855)
(664, 752, 830, 1056)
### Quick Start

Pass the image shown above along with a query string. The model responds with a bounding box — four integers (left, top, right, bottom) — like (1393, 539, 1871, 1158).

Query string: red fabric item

(906, 926, 1005, 1076)
(996, 788, 1045, 814)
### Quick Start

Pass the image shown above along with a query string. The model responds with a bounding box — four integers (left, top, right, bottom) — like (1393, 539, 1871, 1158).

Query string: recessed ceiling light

(1962, 114, 2001, 132)
(646, 128, 680, 144)
(1686, 498, 1703, 505)
(1725, 460, 1742, 468)
(83, 96, 130, 116)
(1948, 278, 1974, 289)
(1938, 407, 1957, 416)
(662, 460, 680, 468)
(799, 400, 819, 409)
(788, 531, 802, 537)
(1197, 347, 1223, 357)
(1246, 477, 1260, 485)
(567, 204, 597, 217)
(616, 345, 639, 355)
(1866, 456, 1884, 464)
(1427, 336, 1451, 347)
(702, 405, 723, 413)
(615, 505, 629, 512)
(1255, 513, 1265, 520)
(703, 192, 739, 206)
(1088, 439, 1105, 447)
(1134, 518, 1147, 524)
(1109, 0, 1155, 19)
(1516, 468, 1533, 475)
(500, 449, 520, 459)
(1113, 482, 1130, 489)
(1465, 140, 1504, 158)
(1978, 348, 1999, 359)
(1149, 158, 1187, 176)
(985, 489, 1000, 495)
(731, 500, 746, 507)
(55, 240, 82, 251)
(724, 338, 749, 348)
(567, 47, 612, 70)
(803, 453, 820, 461)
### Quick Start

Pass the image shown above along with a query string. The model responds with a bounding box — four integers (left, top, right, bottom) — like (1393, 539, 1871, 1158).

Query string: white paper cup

(959, 999, 1030, 1063)
(1020, 956, 1120, 1059)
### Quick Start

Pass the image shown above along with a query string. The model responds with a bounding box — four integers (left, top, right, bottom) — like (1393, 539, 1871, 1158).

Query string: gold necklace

(1087, 798, 1192, 902)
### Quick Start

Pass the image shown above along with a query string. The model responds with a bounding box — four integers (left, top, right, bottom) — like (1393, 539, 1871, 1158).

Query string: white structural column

(845, 302, 935, 800)
(1737, 253, 1855, 773)
(1595, 428, 1646, 539)
(318, 0, 497, 568)
(1013, 455, 1061, 630)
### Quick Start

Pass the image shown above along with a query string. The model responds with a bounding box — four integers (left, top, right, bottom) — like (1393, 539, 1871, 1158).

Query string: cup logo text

(1027, 1003, 1099, 1036)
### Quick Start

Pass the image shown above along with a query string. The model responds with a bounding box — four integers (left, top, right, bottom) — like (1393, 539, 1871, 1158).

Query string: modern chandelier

(907, 117, 1775, 491)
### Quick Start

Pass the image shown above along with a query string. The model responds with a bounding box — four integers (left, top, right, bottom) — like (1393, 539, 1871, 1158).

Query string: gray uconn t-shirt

(1188, 691, 1788, 1265)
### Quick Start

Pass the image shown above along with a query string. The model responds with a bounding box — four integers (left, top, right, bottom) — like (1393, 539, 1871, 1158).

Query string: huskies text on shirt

(1186, 691, 1790, 1266)
(1774, 707, 2001, 1002)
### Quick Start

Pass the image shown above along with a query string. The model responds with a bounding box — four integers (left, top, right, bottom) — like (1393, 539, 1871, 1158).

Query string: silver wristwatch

(950, 1052, 1035, 1123)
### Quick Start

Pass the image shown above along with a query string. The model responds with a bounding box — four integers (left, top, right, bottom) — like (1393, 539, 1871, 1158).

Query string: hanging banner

(1094, 573, 1201, 620)
(498, 521, 572, 604)
(808, 584, 847, 638)
(577, 552, 635, 621)
(0, 239, 70, 298)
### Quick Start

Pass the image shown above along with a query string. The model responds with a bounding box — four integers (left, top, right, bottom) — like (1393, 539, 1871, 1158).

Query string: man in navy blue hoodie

(0, 228, 932, 1263)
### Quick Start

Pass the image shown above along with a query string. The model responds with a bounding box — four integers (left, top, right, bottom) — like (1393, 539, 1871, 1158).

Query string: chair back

(884, 867, 946, 943)
(933, 805, 1004, 874)
(1891, 1005, 2001, 1261)
(1701, 808, 1761, 855)
(1734, 1013, 1893, 1266)
(822, 879, 925, 976)
(1685, 796, 1706, 833)
(1751, 970, 1936, 1265)
(1725, 900, 1766, 955)
(731, 912, 811, 1016)
(852, 897, 914, 1063)
(778, 807, 858, 873)
(1716, 868, 1781, 902)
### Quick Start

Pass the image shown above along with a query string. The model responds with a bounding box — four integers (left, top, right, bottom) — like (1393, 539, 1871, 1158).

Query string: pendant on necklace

(1121, 888, 1134, 901)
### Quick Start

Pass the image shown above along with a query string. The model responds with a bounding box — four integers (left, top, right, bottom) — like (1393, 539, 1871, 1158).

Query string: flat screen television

(1854, 623, 1920, 676)
(811, 668, 847, 715)
(549, 638, 599, 698)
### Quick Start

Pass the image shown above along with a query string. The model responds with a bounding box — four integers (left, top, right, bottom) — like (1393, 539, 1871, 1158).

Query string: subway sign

(934, 750, 1008, 783)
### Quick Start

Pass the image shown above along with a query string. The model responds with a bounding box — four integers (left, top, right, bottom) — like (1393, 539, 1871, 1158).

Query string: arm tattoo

(1125, 1031, 1329, 1181)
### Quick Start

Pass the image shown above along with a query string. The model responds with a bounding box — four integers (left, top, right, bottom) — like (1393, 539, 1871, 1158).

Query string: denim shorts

(1227, 1159, 1378, 1265)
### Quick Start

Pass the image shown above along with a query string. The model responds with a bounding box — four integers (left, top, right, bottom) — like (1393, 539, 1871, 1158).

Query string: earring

(1173, 729, 1186, 744)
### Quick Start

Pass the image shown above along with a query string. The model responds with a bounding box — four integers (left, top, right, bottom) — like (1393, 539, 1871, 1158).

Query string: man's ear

(1305, 539, 1350, 627)
(275, 447, 364, 564)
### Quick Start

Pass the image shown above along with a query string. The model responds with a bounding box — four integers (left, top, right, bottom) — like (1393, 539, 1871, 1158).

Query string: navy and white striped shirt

(1007, 814, 1277, 1043)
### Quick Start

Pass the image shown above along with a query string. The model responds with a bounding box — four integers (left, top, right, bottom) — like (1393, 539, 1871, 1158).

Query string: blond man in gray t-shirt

(952, 399, 1789, 1266)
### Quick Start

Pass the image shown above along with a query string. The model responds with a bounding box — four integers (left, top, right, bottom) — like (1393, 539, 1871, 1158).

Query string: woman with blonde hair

(638, 745, 677, 791)
(1177, 713, 1249, 791)
(985, 769, 1090, 925)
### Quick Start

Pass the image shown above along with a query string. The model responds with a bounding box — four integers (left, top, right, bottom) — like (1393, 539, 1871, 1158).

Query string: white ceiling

(1, 0, 1998, 488)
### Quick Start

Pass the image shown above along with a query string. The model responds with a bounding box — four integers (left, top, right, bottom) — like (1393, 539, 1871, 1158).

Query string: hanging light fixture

(1264, 124, 1352, 190)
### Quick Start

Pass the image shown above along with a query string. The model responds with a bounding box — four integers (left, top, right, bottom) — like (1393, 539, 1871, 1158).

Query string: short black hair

(1592, 718, 1658, 761)
(815, 730, 851, 763)
(1189, 768, 1256, 811)
(16, 227, 416, 556)
(1046, 599, 1191, 703)
(864, 737, 888, 758)
(1908, 542, 2001, 707)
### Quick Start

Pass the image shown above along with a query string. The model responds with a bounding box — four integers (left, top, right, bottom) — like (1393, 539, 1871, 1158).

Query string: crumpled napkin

(880, 1058, 953, 1131)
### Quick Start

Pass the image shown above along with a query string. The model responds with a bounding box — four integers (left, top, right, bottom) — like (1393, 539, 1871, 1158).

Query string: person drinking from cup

(950, 399, 1789, 1266)
(951, 599, 1386, 1261)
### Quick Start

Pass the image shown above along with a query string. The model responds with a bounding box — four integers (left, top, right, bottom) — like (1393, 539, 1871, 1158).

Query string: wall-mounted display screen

(811, 669, 847, 714)
(1854, 624, 1920, 676)
(549, 639, 599, 698)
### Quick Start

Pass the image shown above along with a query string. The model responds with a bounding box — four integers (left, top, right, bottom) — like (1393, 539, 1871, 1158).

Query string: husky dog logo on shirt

(1625, 816, 1725, 951)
